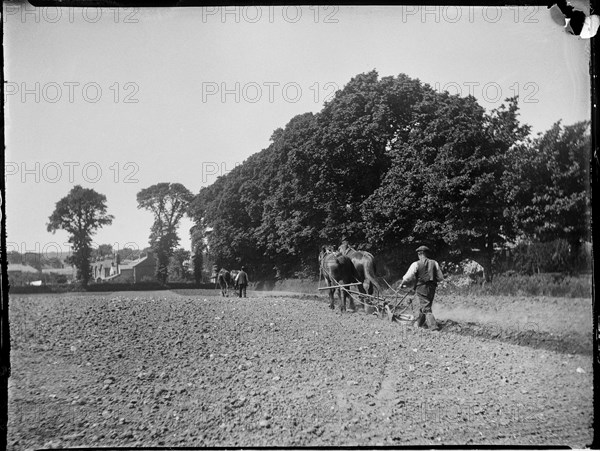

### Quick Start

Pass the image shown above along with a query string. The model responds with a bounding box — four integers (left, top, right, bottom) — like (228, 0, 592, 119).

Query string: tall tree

(302, 71, 427, 245)
(189, 222, 207, 284)
(47, 185, 113, 286)
(189, 151, 276, 277)
(362, 95, 530, 281)
(255, 72, 428, 276)
(192, 244, 204, 285)
(91, 243, 114, 259)
(189, 72, 433, 278)
(137, 183, 193, 284)
(117, 246, 141, 261)
(505, 120, 591, 255)
(254, 114, 322, 277)
(191, 71, 575, 281)
(168, 248, 191, 281)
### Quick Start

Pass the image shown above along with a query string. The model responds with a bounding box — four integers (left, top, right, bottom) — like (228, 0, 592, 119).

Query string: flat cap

(416, 245, 431, 253)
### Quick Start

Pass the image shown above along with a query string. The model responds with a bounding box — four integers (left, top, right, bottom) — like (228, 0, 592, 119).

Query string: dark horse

(319, 246, 360, 312)
(345, 249, 383, 298)
(216, 269, 232, 297)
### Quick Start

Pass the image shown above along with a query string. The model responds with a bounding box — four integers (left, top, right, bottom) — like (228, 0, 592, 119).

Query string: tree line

(188, 71, 590, 282)
(45, 71, 590, 286)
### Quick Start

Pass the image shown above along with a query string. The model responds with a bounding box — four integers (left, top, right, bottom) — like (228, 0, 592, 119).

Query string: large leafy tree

(47, 185, 114, 286)
(168, 248, 191, 281)
(192, 244, 204, 285)
(137, 183, 193, 284)
(362, 95, 529, 280)
(189, 147, 281, 277)
(189, 171, 251, 271)
(117, 246, 142, 261)
(301, 71, 427, 245)
(505, 120, 591, 254)
(190, 70, 588, 280)
(255, 72, 428, 276)
(91, 243, 114, 259)
(254, 114, 322, 276)
(189, 72, 439, 278)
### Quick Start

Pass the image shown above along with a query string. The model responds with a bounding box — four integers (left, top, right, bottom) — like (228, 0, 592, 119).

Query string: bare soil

(6, 289, 594, 449)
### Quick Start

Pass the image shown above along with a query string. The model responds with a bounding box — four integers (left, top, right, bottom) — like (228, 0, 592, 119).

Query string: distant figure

(216, 268, 231, 297)
(235, 266, 249, 298)
(400, 246, 444, 331)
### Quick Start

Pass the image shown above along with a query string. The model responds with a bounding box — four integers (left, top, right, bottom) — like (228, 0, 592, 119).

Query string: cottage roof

(91, 258, 116, 268)
(131, 256, 150, 267)
(41, 267, 75, 275)
(8, 263, 39, 273)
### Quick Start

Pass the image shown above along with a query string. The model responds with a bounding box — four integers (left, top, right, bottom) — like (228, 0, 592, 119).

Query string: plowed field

(7, 289, 594, 448)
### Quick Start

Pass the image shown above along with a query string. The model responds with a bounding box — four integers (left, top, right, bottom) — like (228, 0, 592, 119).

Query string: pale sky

(3, 5, 591, 256)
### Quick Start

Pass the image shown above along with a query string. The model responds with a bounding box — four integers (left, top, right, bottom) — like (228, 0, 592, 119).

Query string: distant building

(92, 252, 157, 284)
(41, 267, 76, 277)
(91, 256, 119, 281)
(41, 266, 76, 282)
(7, 263, 42, 286)
(8, 261, 78, 285)
(7, 263, 40, 274)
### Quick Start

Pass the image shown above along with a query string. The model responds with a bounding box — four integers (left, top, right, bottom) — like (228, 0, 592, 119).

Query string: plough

(319, 266, 416, 323)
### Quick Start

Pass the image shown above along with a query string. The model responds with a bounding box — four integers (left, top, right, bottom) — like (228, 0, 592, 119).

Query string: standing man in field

(401, 246, 444, 331)
(235, 266, 249, 298)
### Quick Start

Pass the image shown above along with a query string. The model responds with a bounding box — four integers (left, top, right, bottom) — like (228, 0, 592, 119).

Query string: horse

(345, 248, 383, 298)
(216, 269, 232, 297)
(319, 246, 360, 312)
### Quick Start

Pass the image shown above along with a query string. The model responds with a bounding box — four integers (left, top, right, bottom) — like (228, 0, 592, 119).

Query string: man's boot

(425, 313, 439, 331)
(413, 313, 425, 328)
